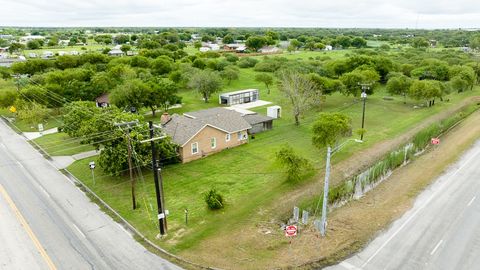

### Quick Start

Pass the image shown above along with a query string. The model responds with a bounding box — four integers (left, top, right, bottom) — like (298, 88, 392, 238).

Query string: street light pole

(320, 139, 363, 237)
(359, 83, 370, 141)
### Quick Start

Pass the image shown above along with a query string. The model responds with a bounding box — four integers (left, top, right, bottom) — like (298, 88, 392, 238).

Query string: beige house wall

(179, 126, 248, 163)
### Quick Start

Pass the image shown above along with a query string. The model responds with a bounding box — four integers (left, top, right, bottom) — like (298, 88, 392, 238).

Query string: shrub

(237, 57, 258, 68)
(204, 188, 224, 210)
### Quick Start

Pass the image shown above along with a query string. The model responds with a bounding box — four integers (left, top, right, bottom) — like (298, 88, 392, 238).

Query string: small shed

(267, 106, 281, 119)
(219, 89, 259, 106)
(243, 114, 274, 134)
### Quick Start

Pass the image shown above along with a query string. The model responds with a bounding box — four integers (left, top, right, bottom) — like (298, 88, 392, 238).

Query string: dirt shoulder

(180, 98, 480, 269)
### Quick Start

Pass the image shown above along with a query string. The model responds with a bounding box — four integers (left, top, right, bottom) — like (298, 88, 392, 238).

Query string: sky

(1, 0, 479, 29)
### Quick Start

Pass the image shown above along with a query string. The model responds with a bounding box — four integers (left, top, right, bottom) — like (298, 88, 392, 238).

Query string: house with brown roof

(162, 108, 252, 163)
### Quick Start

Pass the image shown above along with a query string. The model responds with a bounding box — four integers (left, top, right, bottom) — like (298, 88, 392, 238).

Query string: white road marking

(340, 261, 363, 270)
(361, 149, 480, 267)
(35, 183, 51, 199)
(72, 224, 86, 238)
(430, 240, 444, 255)
(467, 196, 476, 207)
(16, 161, 24, 168)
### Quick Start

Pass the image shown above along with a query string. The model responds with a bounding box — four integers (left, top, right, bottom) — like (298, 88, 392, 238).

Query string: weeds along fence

(328, 103, 479, 206)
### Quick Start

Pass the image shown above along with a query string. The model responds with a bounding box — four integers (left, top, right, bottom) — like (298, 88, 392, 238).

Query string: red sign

(285, 225, 297, 237)
(431, 138, 440, 145)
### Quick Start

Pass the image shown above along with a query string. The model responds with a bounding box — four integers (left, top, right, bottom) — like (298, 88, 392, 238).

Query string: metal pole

(320, 146, 332, 237)
(361, 93, 366, 140)
(149, 121, 166, 235)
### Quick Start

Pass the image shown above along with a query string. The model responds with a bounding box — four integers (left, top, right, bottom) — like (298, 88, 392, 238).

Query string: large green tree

(312, 112, 352, 148)
(110, 79, 150, 110)
(255, 73, 273, 94)
(188, 69, 223, 103)
(145, 78, 181, 116)
(246, 36, 267, 52)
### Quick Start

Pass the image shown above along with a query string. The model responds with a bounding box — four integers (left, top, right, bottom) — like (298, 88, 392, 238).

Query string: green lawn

(33, 132, 95, 156)
(67, 71, 480, 254)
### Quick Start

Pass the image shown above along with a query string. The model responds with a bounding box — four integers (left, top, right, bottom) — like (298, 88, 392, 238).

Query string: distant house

(200, 43, 220, 51)
(108, 49, 124, 56)
(162, 108, 251, 163)
(20, 35, 45, 44)
(70, 51, 79, 55)
(42, 51, 54, 58)
(58, 51, 67, 56)
(58, 40, 70, 46)
(223, 43, 246, 52)
(28, 52, 37, 58)
(95, 93, 110, 108)
(219, 89, 259, 106)
(259, 46, 280, 54)
(325, 45, 333, 51)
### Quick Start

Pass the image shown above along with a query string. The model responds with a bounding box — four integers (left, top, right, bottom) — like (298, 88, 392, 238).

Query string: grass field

(67, 59, 480, 257)
(33, 132, 95, 156)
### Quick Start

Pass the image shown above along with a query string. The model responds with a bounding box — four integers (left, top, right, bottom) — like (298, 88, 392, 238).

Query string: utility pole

(142, 121, 168, 236)
(114, 120, 139, 210)
(320, 139, 363, 237)
(359, 83, 371, 141)
(320, 146, 331, 237)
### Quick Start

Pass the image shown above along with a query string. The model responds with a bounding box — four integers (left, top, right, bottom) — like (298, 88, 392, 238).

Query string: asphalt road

(0, 120, 182, 270)
(327, 140, 480, 270)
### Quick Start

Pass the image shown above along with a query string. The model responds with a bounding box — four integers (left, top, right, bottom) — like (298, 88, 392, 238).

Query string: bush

(204, 188, 224, 210)
(237, 57, 258, 68)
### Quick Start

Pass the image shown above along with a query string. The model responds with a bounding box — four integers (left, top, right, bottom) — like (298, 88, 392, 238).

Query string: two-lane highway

(0, 119, 182, 270)
(328, 140, 480, 270)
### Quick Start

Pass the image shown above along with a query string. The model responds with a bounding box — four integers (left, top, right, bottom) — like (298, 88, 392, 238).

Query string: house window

(211, 137, 216, 149)
(226, 133, 231, 142)
(237, 131, 242, 141)
(191, 142, 199, 154)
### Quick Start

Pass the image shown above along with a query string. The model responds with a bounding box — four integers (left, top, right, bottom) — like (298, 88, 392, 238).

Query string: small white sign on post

(38, 123, 44, 134)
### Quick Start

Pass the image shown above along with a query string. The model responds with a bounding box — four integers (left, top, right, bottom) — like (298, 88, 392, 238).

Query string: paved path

(0, 120, 182, 270)
(327, 140, 480, 270)
(51, 150, 100, 169)
(23, 127, 58, 140)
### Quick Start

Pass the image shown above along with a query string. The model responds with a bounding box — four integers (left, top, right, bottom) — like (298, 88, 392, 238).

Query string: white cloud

(0, 0, 479, 28)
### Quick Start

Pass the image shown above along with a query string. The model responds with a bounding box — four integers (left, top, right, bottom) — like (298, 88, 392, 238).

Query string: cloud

(0, 0, 479, 28)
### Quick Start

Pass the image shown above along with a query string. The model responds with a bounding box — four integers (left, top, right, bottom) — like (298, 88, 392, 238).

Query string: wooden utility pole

(114, 120, 139, 210)
(141, 121, 167, 235)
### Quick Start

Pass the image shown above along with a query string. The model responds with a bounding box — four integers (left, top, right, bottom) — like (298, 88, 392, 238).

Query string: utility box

(267, 105, 281, 119)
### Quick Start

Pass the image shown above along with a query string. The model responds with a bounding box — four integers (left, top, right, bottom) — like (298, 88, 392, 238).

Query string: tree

(308, 73, 344, 95)
(351, 37, 367, 48)
(246, 36, 267, 52)
(276, 144, 313, 182)
(277, 70, 321, 125)
(120, 44, 131, 53)
(8, 43, 25, 54)
(27, 40, 41, 50)
(412, 37, 430, 48)
(222, 34, 234, 44)
(110, 79, 150, 110)
(386, 74, 412, 103)
(255, 73, 273, 94)
(469, 35, 480, 51)
(340, 69, 380, 96)
(62, 101, 99, 137)
(409, 80, 444, 107)
(150, 56, 173, 75)
(220, 65, 239, 85)
(204, 188, 224, 210)
(145, 78, 181, 116)
(188, 70, 223, 103)
(0, 66, 11, 80)
(312, 112, 352, 148)
(15, 101, 49, 127)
